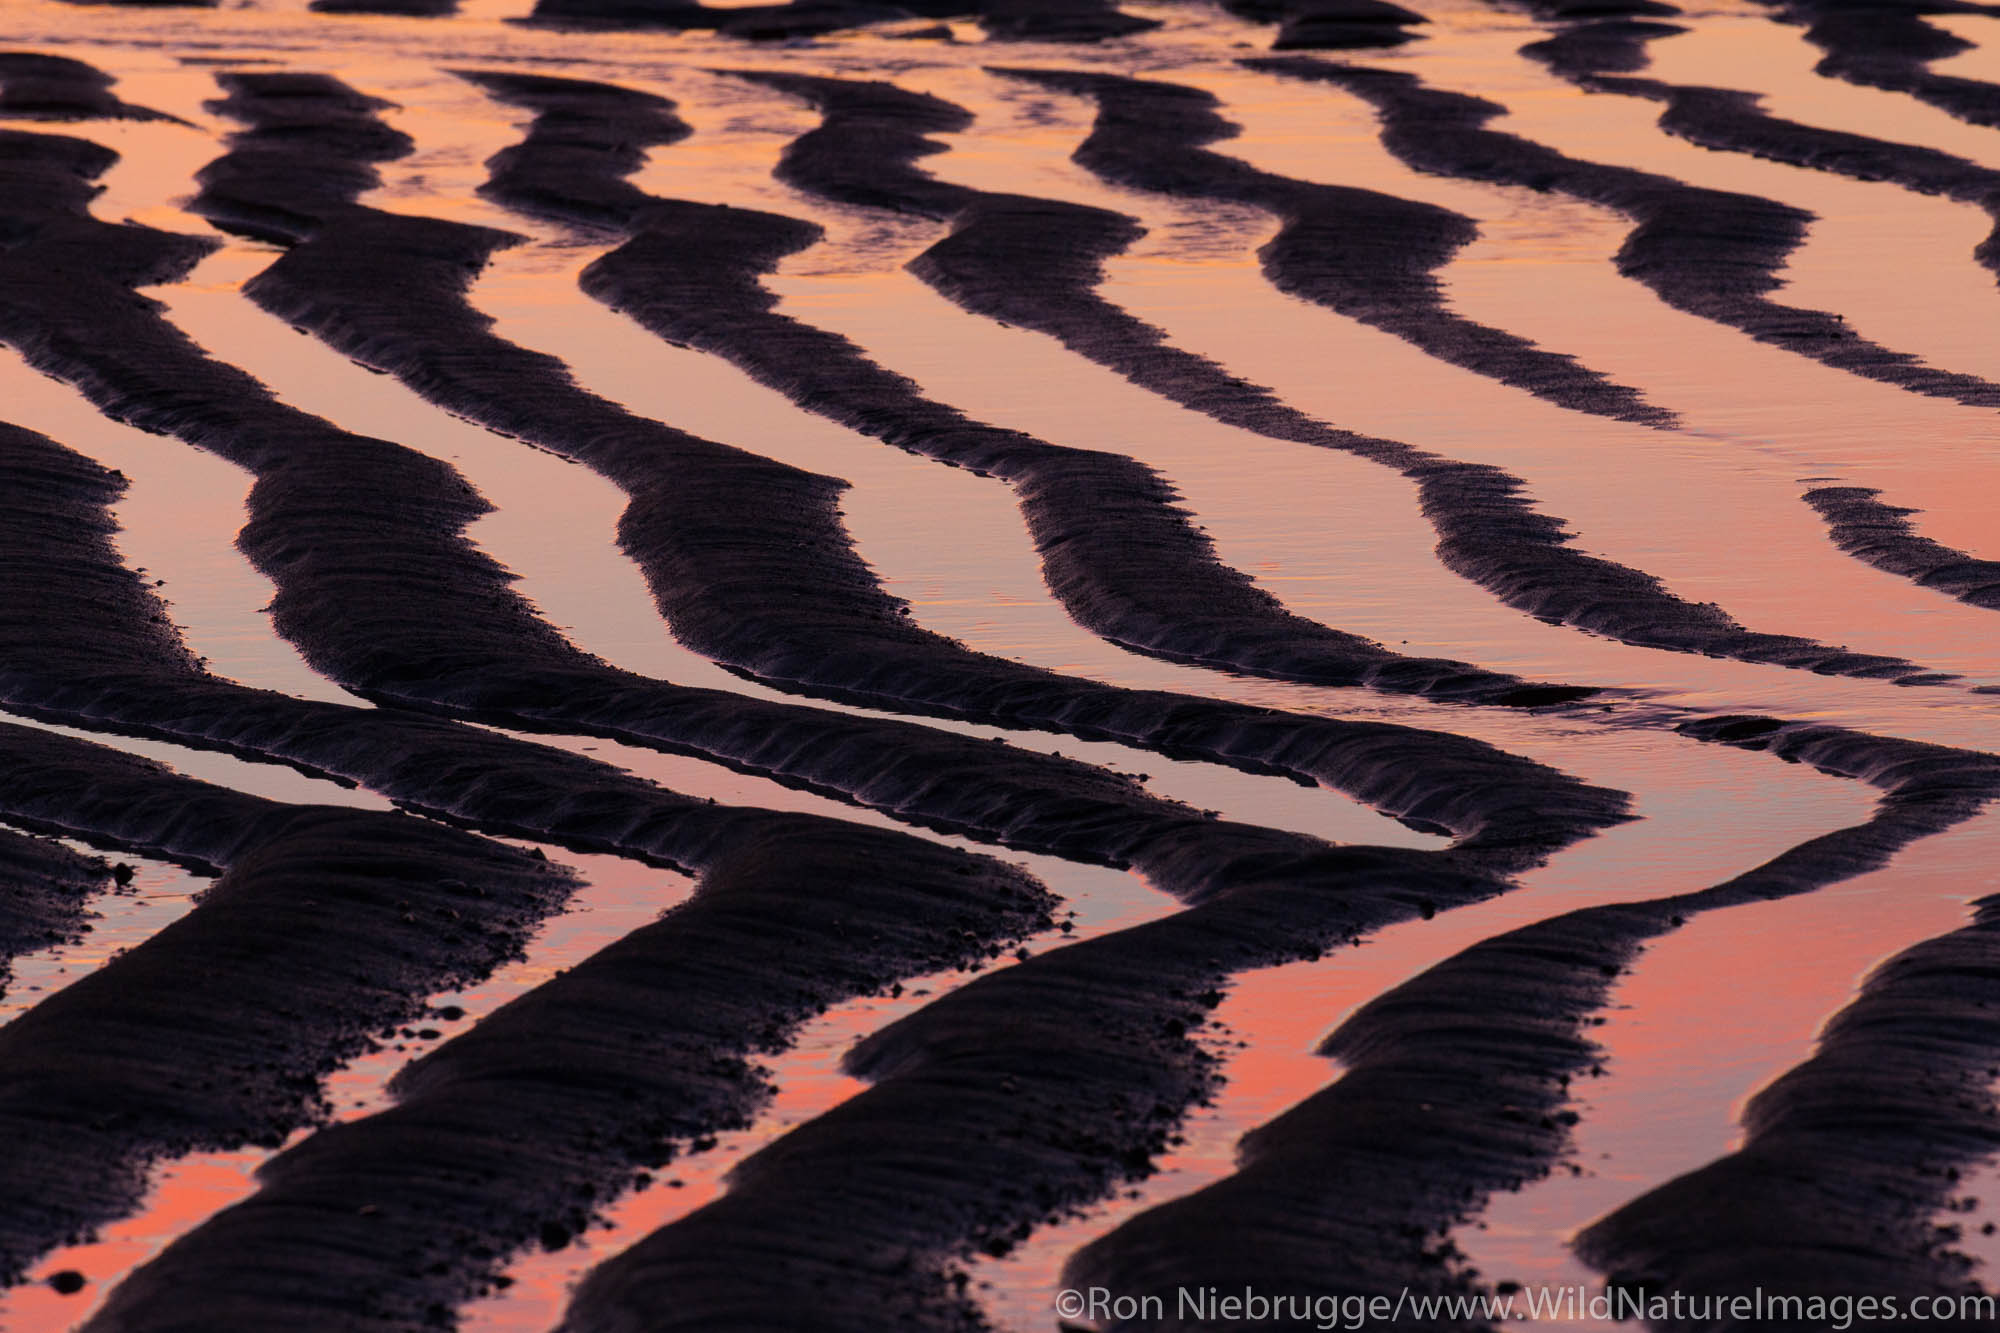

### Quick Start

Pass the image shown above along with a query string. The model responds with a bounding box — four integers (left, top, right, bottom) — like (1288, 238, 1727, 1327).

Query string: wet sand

(3, 5, 2000, 1331)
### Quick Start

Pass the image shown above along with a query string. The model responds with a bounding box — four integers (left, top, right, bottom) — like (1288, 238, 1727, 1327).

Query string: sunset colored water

(0, 0, 1997, 1329)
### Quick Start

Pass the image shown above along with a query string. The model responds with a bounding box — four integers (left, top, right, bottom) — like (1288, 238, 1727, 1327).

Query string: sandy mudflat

(3, 2, 2000, 1330)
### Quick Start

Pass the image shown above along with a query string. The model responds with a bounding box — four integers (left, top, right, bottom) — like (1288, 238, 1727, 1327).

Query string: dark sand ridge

(1576, 70, 2000, 279)
(0, 69, 1636, 1329)
(94, 802, 1519, 1332)
(1062, 716, 2000, 1329)
(118, 82, 1669, 1327)
(1524, 18, 1692, 82)
(551, 842, 1513, 1332)
(310, 0, 458, 18)
(1806, 488, 2000, 612)
(154, 74, 1646, 862)
(1209, 0, 1429, 52)
(0, 95, 1560, 1333)
(707, 64, 1963, 685)
(1508, 22, 2000, 317)
(1241, 56, 2000, 608)
(3, 33, 1984, 1328)
(0, 115, 1628, 869)
(1748, 0, 2000, 131)
(1511, 58, 2000, 613)
(558, 718, 2000, 1333)
(74, 805, 1051, 1331)
(0, 719, 575, 1286)
(0, 412, 1104, 1320)
(0, 829, 111, 1000)
(0, 116, 1627, 1322)
(0, 52, 184, 123)
(141, 78, 2000, 1320)
(1577, 903, 2000, 1323)
(199, 77, 1624, 724)
(1450, 0, 1690, 82)
(0, 410, 1132, 899)
(0, 114, 1560, 1320)
(0, 418, 1085, 1324)
(460, 68, 1698, 710)
(3, 397, 1517, 1333)
(0, 413, 1063, 919)
(520, 0, 1158, 43)
(944, 70, 1674, 427)
(1225, 55, 2000, 413)
(1461, 0, 1688, 76)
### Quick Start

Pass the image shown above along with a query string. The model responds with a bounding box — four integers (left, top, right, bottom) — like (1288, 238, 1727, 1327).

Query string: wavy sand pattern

(1, 2, 2000, 1331)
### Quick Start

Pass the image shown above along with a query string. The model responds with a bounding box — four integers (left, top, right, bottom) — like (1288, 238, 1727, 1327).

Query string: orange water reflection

(0, 4, 1998, 1328)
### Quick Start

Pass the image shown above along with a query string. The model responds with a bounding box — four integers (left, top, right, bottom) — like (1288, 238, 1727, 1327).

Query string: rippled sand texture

(1, 0, 1999, 1330)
